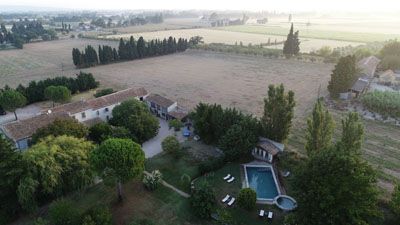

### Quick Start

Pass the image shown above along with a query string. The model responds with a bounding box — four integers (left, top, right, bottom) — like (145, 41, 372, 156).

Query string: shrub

(94, 88, 115, 98)
(89, 122, 113, 143)
(161, 136, 181, 158)
(198, 156, 225, 175)
(33, 218, 49, 225)
(48, 199, 80, 225)
(237, 188, 257, 210)
(83, 205, 113, 225)
(190, 182, 215, 219)
(168, 119, 184, 131)
(143, 170, 162, 191)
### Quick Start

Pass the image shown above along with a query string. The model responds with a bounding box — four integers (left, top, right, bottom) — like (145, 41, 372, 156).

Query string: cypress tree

(327, 55, 358, 98)
(137, 37, 145, 58)
(283, 23, 300, 57)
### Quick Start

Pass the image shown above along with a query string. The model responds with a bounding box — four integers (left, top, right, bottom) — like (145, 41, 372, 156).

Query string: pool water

(277, 197, 296, 208)
(245, 166, 279, 200)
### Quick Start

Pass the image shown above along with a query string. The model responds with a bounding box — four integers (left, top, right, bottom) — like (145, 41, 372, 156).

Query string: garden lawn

(195, 162, 287, 225)
(145, 150, 202, 193)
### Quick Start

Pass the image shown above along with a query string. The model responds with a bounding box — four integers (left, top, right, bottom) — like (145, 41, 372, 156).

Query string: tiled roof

(257, 137, 284, 156)
(146, 94, 175, 108)
(50, 87, 148, 114)
(1, 112, 70, 141)
(357, 56, 381, 77)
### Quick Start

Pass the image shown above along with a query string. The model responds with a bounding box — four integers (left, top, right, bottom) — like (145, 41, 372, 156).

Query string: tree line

(0, 72, 98, 105)
(0, 21, 57, 49)
(72, 36, 196, 68)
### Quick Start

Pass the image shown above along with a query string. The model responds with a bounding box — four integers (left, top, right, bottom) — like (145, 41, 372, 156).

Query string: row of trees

(72, 36, 191, 68)
(2, 72, 98, 104)
(0, 21, 57, 49)
(191, 84, 295, 161)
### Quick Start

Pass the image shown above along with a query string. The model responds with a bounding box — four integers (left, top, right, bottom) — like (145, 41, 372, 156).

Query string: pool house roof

(256, 137, 284, 156)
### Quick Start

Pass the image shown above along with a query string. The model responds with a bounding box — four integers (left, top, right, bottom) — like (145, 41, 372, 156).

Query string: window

(139, 97, 144, 101)
(81, 112, 86, 119)
(106, 115, 110, 121)
(151, 102, 156, 108)
(96, 110, 100, 116)
(105, 108, 109, 112)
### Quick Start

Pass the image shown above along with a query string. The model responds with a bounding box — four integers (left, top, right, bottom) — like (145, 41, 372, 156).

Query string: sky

(1, 0, 400, 12)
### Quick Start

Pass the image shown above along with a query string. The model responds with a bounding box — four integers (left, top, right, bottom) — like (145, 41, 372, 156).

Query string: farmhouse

(252, 137, 284, 163)
(145, 94, 188, 121)
(0, 87, 148, 150)
(348, 56, 381, 98)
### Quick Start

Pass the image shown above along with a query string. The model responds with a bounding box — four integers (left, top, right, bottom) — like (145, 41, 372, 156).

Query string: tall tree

(44, 85, 71, 107)
(31, 118, 89, 144)
(261, 84, 295, 142)
(137, 37, 146, 58)
(283, 23, 300, 56)
(340, 112, 364, 153)
(327, 55, 358, 98)
(90, 138, 145, 201)
(293, 144, 379, 225)
(17, 136, 94, 211)
(110, 99, 159, 144)
(0, 135, 24, 222)
(305, 100, 335, 156)
(0, 89, 27, 120)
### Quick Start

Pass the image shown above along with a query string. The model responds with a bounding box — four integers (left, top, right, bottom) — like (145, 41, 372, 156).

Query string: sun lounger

(227, 177, 235, 183)
(267, 211, 273, 219)
(259, 210, 265, 217)
(223, 174, 231, 180)
(221, 195, 230, 203)
(283, 171, 291, 177)
(227, 197, 235, 206)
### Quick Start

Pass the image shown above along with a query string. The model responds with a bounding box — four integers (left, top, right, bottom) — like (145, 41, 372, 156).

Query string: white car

(193, 135, 200, 141)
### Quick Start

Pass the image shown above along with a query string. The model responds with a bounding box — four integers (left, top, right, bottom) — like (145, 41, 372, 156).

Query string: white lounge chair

(227, 177, 235, 183)
(227, 197, 235, 206)
(221, 195, 230, 203)
(223, 174, 231, 180)
(259, 210, 265, 217)
(267, 211, 273, 219)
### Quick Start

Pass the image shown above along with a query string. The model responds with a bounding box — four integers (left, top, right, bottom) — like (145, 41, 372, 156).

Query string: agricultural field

(100, 28, 362, 53)
(1, 39, 399, 196)
(217, 16, 400, 43)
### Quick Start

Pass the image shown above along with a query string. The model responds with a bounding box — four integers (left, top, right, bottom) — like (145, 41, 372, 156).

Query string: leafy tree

(75, 72, 98, 91)
(390, 184, 400, 218)
(0, 135, 24, 223)
(237, 188, 257, 210)
(327, 55, 358, 98)
(17, 136, 94, 210)
(340, 112, 364, 153)
(0, 89, 27, 120)
(168, 119, 183, 131)
(190, 182, 215, 219)
(161, 136, 181, 158)
(48, 199, 80, 225)
(305, 100, 335, 156)
(110, 99, 159, 144)
(380, 40, 400, 58)
(143, 170, 162, 191)
(380, 55, 400, 70)
(44, 85, 71, 107)
(32, 118, 88, 144)
(283, 23, 300, 56)
(292, 143, 379, 225)
(261, 84, 295, 142)
(218, 123, 258, 161)
(88, 122, 113, 143)
(90, 138, 145, 201)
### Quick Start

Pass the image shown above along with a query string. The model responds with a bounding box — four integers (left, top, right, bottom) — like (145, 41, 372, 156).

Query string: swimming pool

(244, 165, 280, 201)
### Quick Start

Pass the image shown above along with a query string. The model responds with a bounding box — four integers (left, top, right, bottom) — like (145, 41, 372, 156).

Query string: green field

(216, 25, 400, 43)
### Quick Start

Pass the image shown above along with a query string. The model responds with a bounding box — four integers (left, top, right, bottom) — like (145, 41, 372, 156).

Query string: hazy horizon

(0, 0, 399, 13)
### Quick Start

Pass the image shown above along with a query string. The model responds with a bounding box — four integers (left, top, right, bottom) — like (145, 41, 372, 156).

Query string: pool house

(252, 137, 284, 163)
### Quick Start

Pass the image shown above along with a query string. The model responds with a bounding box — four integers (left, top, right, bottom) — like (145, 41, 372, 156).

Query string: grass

(216, 25, 400, 43)
(145, 150, 202, 193)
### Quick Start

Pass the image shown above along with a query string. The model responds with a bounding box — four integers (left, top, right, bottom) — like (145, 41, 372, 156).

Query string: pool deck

(240, 160, 286, 205)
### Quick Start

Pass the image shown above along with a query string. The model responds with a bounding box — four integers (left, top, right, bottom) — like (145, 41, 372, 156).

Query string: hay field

(101, 28, 362, 53)
(0, 38, 118, 87)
